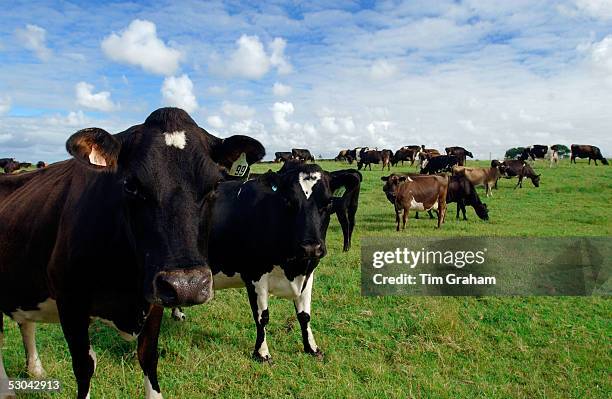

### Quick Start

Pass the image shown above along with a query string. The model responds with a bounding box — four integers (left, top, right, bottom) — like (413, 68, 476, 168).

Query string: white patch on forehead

(298, 172, 321, 200)
(164, 130, 186, 149)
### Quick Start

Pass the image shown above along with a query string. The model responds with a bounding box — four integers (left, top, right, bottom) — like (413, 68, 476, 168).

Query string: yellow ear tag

(229, 152, 249, 177)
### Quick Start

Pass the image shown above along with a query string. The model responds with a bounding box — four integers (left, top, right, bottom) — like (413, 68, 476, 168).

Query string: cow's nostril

(155, 276, 178, 305)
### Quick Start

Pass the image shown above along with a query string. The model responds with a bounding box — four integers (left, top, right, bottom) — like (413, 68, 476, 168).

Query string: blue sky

(1, 0, 612, 162)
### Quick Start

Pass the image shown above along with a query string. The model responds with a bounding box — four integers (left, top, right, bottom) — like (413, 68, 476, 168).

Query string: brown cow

(452, 166, 501, 197)
(381, 149, 393, 171)
(382, 174, 448, 230)
(570, 144, 608, 165)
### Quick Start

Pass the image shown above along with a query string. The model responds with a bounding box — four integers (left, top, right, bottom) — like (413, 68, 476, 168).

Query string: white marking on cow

(88, 145, 107, 166)
(19, 322, 46, 378)
(298, 172, 321, 200)
(145, 376, 163, 399)
(95, 318, 138, 342)
(163, 131, 186, 149)
(409, 198, 437, 212)
(171, 308, 186, 321)
(11, 298, 59, 323)
(294, 274, 318, 352)
(89, 346, 97, 372)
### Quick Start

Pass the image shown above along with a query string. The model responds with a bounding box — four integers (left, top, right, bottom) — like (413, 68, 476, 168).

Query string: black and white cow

(291, 148, 315, 162)
(0, 108, 265, 399)
(420, 155, 458, 174)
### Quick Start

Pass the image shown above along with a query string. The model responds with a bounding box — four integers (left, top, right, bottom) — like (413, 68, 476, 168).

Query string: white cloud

(75, 82, 117, 112)
(220, 35, 292, 79)
(0, 95, 11, 115)
(0, 133, 12, 143)
(15, 24, 51, 60)
(272, 101, 294, 131)
(575, 0, 612, 20)
(208, 85, 226, 95)
(207, 115, 224, 129)
(48, 110, 88, 127)
(370, 60, 398, 80)
(101, 19, 182, 76)
(269, 37, 293, 74)
(161, 74, 198, 112)
(590, 35, 612, 73)
(221, 101, 255, 118)
(321, 116, 339, 133)
(273, 82, 292, 96)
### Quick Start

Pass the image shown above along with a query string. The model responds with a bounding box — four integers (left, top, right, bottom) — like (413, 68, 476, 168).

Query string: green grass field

(2, 159, 611, 398)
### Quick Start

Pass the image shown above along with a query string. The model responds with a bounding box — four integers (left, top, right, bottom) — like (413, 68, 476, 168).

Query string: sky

(1, 0, 612, 162)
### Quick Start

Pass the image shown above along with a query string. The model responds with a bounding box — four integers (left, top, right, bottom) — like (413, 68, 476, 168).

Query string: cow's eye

(124, 178, 145, 200)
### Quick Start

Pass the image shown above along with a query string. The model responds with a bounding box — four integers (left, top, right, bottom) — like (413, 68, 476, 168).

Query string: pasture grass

(2, 159, 611, 398)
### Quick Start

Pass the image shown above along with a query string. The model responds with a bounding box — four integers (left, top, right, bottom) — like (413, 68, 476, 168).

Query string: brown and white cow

(418, 146, 441, 170)
(452, 166, 502, 197)
(381, 174, 448, 230)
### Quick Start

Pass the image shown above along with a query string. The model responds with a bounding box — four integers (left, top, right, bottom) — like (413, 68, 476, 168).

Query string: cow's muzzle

(152, 267, 213, 307)
(299, 241, 326, 259)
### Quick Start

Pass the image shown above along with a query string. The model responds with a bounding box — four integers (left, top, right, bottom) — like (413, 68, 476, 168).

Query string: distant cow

(36, 161, 48, 169)
(418, 146, 441, 169)
(391, 148, 417, 167)
(381, 149, 393, 171)
(335, 149, 350, 162)
(452, 166, 502, 197)
(520, 145, 548, 161)
(501, 160, 541, 188)
(570, 144, 609, 165)
(1, 159, 20, 174)
(18, 162, 31, 169)
(445, 146, 473, 166)
(292, 148, 315, 162)
(275, 151, 293, 163)
(357, 150, 382, 171)
(420, 155, 458, 174)
(382, 174, 448, 230)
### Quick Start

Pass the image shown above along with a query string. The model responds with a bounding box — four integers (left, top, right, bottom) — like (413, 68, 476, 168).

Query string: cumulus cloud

(272, 101, 294, 131)
(75, 82, 117, 112)
(102, 19, 182, 75)
(370, 60, 398, 80)
(15, 24, 51, 60)
(273, 82, 292, 96)
(590, 35, 612, 73)
(207, 115, 224, 129)
(0, 95, 11, 115)
(161, 74, 198, 112)
(48, 110, 88, 127)
(221, 101, 255, 119)
(220, 35, 292, 79)
(575, 0, 612, 20)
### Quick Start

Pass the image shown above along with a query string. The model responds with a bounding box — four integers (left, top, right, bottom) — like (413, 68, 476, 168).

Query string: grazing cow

(520, 145, 548, 161)
(357, 150, 382, 171)
(420, 155, 458, 174)
(447, 175, 489, 221)
(36, 161, 48, 169)
(391, 148, 417, 167)
(335, 149, 350, 162)
(275, 151, 293, 163)
(500, 160, 541, 188)
(381, 149, 393, 171)
(445, 146, 473, 166)
(0, 107, 265, 399)
(292, 148, 315, 162)
(452, 166, 502, 197)
(570, 144, 609, 165)
(382, 174, 448, 230)
(171, 162, 361, 362)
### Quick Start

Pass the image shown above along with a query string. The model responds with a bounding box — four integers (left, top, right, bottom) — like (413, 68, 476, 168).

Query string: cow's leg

(347, 204, 357, 250)
(18, 322, 46, 378)
(171, 307, 185, 322)
(395, 205, 401, 231)
(294, 274, 322, 359)
(594, 159, 598, 166)
(336, 208, 351, 252)
(246, 281, 271, 362)
(58, 302, 95, 399)
(402, 209, 408, 230)
(427, 210, 434, 219)
(1, 315, 16, 399)
(138, 305, 164, 399)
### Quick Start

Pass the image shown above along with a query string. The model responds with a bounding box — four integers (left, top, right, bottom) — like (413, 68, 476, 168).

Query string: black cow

(0, 108, 264, 398)
(520, 145, 548, 161)
(391, 148, 417, 167)
(1, 159, 20, 174)
(357, 150, 382, 171)
(445, 146, 473, 166)
(381, 149, 393, 171)
(420, 155, 458, 174)
(501, 160, 541, 188)
(447, 175, 489, 220)
(170, 162, 361, 363)
(274, 151, 293, 163)
(570, 144, 609, 165)
(36, 161, 48, 169)
(292, 148, 315, 162)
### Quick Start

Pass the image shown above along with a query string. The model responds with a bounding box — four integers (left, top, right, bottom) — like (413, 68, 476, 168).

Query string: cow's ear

(66, 128, 120, 171)
(381, 176, 389, 181)
(257, 170, 280, 191)
(212, 135, 265, 177)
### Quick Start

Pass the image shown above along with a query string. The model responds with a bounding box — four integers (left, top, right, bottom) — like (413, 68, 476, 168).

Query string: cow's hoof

(171, 309, 186, 322)
(28, 365, 47, 379)
(308, 349, 324, 361)
(252, 352, 273, 364)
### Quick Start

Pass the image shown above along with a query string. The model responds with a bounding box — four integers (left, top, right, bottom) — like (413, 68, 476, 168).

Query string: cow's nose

(153, 267, 213, 307)
(300, 241, 325, 258)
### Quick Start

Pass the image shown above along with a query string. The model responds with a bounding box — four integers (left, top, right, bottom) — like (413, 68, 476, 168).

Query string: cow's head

(66, 107, 264, 307)
(531, 174, 541, 187)
(256, 162, 338, 261)
(381, 174, 408, 204)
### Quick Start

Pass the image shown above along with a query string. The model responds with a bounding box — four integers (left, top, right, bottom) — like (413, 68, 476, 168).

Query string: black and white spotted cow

(170, 162, 361, 362)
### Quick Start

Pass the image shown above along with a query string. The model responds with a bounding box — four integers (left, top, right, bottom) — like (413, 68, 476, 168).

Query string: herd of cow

(0, 159, 47, 174)
(0, 107, 608, 398)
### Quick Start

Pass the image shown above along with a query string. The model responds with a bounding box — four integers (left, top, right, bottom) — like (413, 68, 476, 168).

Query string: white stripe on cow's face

(298, 172, 321, 200)
(163, 131, 186, 149)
